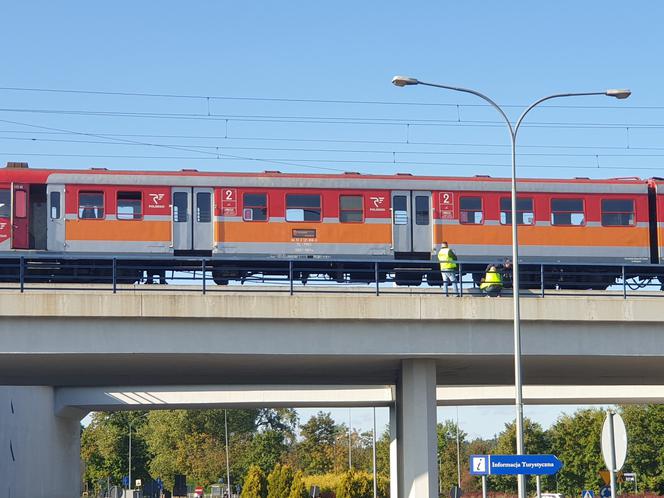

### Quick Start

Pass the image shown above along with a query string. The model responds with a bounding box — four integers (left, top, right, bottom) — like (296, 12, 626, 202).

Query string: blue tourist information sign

(470, 454, 562, 476)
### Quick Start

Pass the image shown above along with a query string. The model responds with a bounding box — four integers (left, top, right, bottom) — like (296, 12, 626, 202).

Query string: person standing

(480, 265, 503, 297)
(437, 241, 459, 296)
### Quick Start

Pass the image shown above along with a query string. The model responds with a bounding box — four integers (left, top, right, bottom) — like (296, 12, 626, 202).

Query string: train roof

(0, 162, 651, 186)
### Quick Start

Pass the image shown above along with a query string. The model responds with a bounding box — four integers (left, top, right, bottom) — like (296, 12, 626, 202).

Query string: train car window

(286, 194, 321, 222)
(173, 192, 188, 222)
(78, 192, 104, 219)
(196, 192, 212, 222)
(601, 199, 635, 226)
(551, 199, 584, 226)
(460, 196, 483, 224)
(340, 195, 363, 223)
(15, 190, 27, 218)
(117, 192, 142, 220)
(243, 193, 267, 221)
(50, 192, 61, 219)
(393, 195, 408, 225)
(500, 197, 534, 225)
(415, 196, 430, 225)
(0, 190, 11, 218)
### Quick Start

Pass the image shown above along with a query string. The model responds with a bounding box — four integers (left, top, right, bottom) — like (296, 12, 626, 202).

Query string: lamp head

(392, 75, 419, 87)
(605, 89, 631, 99)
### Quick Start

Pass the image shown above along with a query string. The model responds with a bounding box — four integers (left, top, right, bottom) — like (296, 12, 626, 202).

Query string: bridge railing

(0, 256, 662, 298)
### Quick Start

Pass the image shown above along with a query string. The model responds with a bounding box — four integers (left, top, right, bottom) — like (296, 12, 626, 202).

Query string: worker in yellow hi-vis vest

(437, 241, 459, 296)
(480, 265, 503, 297)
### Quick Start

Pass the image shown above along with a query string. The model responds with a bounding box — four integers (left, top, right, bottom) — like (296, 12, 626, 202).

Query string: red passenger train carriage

(0, 161, 661, 288)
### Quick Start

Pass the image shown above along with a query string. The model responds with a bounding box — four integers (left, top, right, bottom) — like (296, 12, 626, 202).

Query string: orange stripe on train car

(434, 225, 649, 247)
(216, 222, 392, 244)
(66, 220, 171, 241)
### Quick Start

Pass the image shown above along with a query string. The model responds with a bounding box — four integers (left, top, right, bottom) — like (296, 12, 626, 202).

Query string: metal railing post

(540, 264, 545, 298)
(288, 260, 294, 296)
(459, 263, 463, 297)
(622, 265, 627, 299)
(19, 257, 24, 293)
(202, 259, 206, 295)
(112, 258, 117, 294)
(375, 262, 379, 296)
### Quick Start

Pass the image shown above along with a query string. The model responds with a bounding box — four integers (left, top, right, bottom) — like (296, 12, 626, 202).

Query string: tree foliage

(288, 470, 310, 498)
(266, 463, 295, 498)
(81, 411, 149, 490)
(240, 465, 267, 498)
(548, 408, 605, 495)
(298, 411, 338, 474)
(621, 404, 664, 494)
(437, 420, 467, 495)
(490, 417, 550, 493)
(82, 404, 664, 497)
(336, 470, 373, 498)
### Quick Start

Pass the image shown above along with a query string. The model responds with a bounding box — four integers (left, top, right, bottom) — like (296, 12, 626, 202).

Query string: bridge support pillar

(396, 359, 438, 498)
(0, 386, 83, 498)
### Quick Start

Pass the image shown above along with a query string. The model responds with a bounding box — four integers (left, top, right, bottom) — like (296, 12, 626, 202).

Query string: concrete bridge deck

(2, 288, 663, 498)
(1, 288, 663, 386)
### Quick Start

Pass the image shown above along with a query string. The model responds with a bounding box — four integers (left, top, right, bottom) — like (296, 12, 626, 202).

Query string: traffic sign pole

(482, 475, 487, 498)
(608, 411, 618, 498)
(536, 476, 541, 498)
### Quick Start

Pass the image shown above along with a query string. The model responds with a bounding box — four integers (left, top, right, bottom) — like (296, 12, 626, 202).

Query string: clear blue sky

(11, 1, 649, 436)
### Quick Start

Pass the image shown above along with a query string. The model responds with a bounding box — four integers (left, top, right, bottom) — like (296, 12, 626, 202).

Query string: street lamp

(392, 75, 630, 498)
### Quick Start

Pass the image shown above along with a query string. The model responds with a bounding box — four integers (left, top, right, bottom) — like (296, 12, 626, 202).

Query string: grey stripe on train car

(449, 243, 649, 259)
(46, 173, 649, 194)
(63, 241, 172, 253)
(214, 242, 392, 256)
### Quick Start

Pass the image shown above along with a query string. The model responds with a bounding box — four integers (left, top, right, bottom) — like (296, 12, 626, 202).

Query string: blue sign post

(470, 454, 562, 476)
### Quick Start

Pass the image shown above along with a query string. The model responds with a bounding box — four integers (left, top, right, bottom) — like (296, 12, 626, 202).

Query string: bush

(241, 465, 267, 498)
(336, 470, 373, 498)
(302, 473, 341, 495)
(267, 464, 295, 498)
(288, 471, 309, 498)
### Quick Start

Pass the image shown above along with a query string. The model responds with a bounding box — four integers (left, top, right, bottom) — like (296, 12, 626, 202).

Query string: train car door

(171, 187, 214, 252)
(411, 191, 432, 253)
(46, 184, 66, 251)
(172, 187, 192, 250)
(391, 191, 411, 252)
(192, 188, 213, 251)
(11, 183, 29, 249)
(391, 190, 432, 254)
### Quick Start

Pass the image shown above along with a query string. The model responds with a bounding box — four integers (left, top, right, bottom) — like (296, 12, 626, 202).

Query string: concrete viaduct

(2, 287, 664, 498)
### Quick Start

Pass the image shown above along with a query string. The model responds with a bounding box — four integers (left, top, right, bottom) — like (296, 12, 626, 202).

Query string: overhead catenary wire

(0, 85, 662, 110)
(0, 117, 346, 172)
(0, 128, 650, 151)
(5, 134, 664, 158)
(2, 151, 661, 171)
(0, 106, 663, 129)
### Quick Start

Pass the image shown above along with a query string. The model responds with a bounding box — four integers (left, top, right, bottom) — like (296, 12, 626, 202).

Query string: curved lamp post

(392, 76, 630, 498)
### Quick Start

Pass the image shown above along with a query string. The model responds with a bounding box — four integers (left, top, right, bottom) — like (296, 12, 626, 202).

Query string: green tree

(437, 420, 467, 495)
(298, 411, 338, 474)
(81, 411, 149, 491)
(241, 465, 267, 498)
(267, 463, 295, 498)
(464, 438, 495, 492)
(244, 430, 288, 475)
(491, 418, 550, 493)
(288, 470, 309, 498)
(621, 404, 664, 493)
(375, 428, 391, 478)
(336, 470, 373, 498)
(548, 408, 605, 496)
